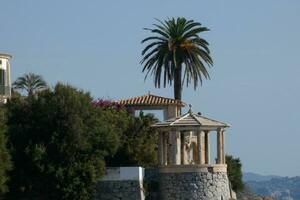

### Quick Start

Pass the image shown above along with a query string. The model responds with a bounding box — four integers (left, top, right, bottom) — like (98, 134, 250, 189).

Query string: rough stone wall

(159, 172, 231, 200)
(94, 168, 232, 200)
(144, 168, 160, 200)
(94, 180, 144, 200)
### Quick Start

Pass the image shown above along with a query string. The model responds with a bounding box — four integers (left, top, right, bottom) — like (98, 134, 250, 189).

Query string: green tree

(226, 155, 244, 191)
(5, 84, 122, 200)
(106, 112, 158, 167)
(141, 17, 213, 100)
(13, 73, 47, 95)
(0, 106, 12, 195)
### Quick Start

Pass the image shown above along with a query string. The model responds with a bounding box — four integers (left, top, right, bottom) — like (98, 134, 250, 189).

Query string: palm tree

(141, 17, 213, 100)
(13, 73, 47, 95)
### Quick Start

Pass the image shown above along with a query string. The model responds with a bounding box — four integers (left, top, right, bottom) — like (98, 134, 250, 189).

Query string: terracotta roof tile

(115, 93, 186, 106)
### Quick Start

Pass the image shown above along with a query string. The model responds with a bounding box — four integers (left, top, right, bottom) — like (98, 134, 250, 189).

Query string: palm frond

(12, 73, 47, 96)
(141, 17, 213, 96)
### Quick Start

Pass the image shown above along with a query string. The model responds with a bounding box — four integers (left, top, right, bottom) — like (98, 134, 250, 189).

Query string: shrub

(5, 84, 123, 200)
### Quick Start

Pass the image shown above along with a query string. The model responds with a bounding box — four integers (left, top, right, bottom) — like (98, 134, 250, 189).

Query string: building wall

(0, 55, 11, 101)
(0, 58, 8, 70)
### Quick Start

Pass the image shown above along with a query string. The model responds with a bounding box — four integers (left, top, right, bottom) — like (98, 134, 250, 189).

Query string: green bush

(105, 111, 159, 167)
(226, 155, 244, 191)
(5, 84, 123, 200)
(0, 106, 12, 195)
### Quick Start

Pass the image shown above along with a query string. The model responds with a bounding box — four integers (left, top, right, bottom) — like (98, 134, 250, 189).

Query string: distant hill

(243, 172, 281, 182)
(244, 173, 300, 200)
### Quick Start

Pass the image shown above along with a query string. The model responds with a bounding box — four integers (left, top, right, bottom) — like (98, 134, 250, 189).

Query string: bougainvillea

(92, 99, 123, 109)
(92, 99, 135, 114)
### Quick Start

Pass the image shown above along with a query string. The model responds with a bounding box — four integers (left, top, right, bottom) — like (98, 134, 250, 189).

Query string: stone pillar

(197, 131, 203, 164)
(163, 132, 168, 165)
(175, 131, 181, 164)
(163, 109, 168, 121)
(217, 128, 222, 164)
(204, 131, 210, 164)
(158, 132, 164, 166)
(180, 132, 185, 165)
(164, 105, 179, 120)
(221, 129, 225, 164)
(168, 131, 181, 165)
(168, 133, 174, 165)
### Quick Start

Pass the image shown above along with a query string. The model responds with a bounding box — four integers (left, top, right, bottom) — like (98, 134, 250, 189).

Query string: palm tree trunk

(174, 64, 182, 100)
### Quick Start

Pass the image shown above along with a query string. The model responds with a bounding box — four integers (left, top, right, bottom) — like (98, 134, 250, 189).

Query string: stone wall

(144, 168, 160, 200)
(94, 167, 145, 200)
(94, 167, 233, 200)
(94, 180, 144, 200)
(159, 171, 231, 200)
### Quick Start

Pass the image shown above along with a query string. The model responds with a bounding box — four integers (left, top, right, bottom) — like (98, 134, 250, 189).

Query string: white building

(0, 53, 12, 103)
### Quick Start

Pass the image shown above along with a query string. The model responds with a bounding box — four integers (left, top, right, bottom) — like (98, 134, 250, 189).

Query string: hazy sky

(1, 0, 300, 176)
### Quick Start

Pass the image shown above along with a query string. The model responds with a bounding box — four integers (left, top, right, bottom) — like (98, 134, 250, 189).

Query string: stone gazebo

(152, 107, 232, 200)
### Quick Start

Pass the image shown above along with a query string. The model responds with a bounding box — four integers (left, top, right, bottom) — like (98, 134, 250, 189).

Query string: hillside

(244, 173, 300, 200)
(243, 172, 281, 182)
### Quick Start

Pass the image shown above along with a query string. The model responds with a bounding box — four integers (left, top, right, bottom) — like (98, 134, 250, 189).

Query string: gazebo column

(217, 128, 222, 164)
(180, 132, 185, 165)
(174, 131, 181, 164)
(158, 132, 164, 166)
(197, 131, 204, 164)
(168, 131, 181, 165)
(163, 132, 168, 165)
(204, 131, 210, 164)
(221, 129, 225, 164)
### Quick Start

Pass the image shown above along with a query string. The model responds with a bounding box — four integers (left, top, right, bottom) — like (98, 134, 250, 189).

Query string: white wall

(101, 167, 144, 181)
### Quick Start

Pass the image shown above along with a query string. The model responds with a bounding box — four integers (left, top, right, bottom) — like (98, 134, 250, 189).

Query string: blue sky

(1, 0, 300, 176)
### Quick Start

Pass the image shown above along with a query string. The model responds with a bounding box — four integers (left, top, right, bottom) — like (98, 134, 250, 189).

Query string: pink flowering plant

(92, 99, 135, 114)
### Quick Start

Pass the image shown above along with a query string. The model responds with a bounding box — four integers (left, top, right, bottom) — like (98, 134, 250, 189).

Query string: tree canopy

(141, 17, 213, 100)
(5, 84, 123, 199)
(226, 155, 245, 191)
(4, 85, 159, 199)
(105, 111, 158, 167)
(13, 73, 47, 96)
(0, 106, 12, 195)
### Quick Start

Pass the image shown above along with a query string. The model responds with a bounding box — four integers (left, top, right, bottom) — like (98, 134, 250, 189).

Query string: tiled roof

(152, 110, 229, 128)
(115, 93, 185, 106)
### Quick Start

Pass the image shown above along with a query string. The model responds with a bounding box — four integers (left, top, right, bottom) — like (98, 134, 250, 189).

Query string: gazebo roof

(115, 93, 186, 107)
(0, 53, 12, 59)
(152, 109, 229, 129)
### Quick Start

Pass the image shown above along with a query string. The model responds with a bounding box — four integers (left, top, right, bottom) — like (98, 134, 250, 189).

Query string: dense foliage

(92, 99, 159, 167)
(141, 17, 213, 100)
(0, 106, 12, 195)
(226, 155, 244, 191)
(5, 84, 123, 200)
(106, 111, 158, 167)
(2, 85, 159, 199)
